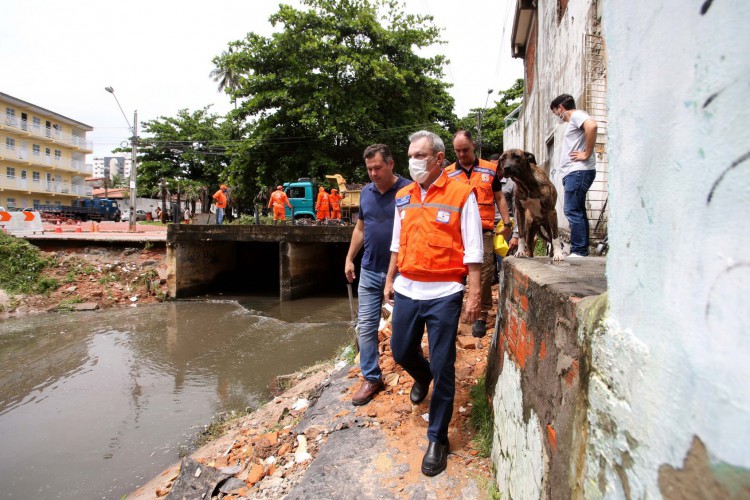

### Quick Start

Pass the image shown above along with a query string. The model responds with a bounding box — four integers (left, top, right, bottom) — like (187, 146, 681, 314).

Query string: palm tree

(210, 48, 241, 109)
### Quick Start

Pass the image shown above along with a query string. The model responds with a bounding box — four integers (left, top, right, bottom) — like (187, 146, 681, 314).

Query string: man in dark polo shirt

(345, 143, 412, 406)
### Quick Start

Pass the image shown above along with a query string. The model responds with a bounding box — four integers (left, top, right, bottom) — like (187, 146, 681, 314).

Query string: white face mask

(408, 156, 434, 183)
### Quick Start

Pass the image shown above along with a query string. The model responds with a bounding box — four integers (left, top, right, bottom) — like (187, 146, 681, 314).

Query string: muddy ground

(0, 245, 168, 319)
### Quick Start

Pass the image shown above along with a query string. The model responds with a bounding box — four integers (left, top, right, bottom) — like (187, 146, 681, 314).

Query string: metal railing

(2, 113, 93, 151)
(0, 142, 90, 174)
(0, 175, 92, 196)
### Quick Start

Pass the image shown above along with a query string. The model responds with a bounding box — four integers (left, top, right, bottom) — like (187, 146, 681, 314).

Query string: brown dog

(498, 149, 564, 261)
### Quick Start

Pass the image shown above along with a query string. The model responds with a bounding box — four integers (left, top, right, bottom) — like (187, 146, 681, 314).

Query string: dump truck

(34, 198, 122, 222)
(282, 175, 361, 221)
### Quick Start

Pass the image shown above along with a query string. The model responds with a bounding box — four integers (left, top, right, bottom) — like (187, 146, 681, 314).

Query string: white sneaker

(567, 253, 585, 258)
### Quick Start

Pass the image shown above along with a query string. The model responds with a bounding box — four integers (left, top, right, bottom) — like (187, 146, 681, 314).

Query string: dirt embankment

(0, 244, 168, 319)
(130, 291, 498, 499)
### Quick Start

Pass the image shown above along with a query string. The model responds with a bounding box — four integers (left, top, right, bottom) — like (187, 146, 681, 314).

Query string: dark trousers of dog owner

(390, 290, 463, 444)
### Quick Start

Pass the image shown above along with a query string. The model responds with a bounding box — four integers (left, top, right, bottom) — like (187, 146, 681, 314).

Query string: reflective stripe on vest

(395, 174, 473, 283)
(445, 159, 497, 229)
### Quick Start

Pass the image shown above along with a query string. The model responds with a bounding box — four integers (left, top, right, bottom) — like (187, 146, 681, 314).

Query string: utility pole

(105, 86, 138, 232)
(477, 88, 494, 159)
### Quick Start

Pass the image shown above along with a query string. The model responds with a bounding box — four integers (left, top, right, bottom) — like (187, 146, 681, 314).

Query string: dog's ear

(524, 151, 537, 164)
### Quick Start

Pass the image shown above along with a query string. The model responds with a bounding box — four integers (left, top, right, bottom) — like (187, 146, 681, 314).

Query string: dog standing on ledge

(499, 149, 565, 261)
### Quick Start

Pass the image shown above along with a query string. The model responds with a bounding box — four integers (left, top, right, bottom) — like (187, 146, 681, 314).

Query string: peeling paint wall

(492, 350, 545, 499)
(592, 0, 750, 497)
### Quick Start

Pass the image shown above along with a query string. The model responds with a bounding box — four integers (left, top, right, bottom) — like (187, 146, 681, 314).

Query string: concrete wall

(591, 0, 750, 497)
(486, 258, 607, 499)
(489, 0, 750, 498)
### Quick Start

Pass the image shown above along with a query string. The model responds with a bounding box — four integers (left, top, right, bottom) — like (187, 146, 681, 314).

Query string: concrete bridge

(166, 224, 356, 300)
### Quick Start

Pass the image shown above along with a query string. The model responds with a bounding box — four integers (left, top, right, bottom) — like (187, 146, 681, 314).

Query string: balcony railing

(2, 113, 93, 152)
(0, 142, 91, 175)
(0, 175, 92, 197)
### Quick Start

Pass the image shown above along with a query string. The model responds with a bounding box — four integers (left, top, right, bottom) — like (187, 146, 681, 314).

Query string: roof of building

(0, 91, 93, 130)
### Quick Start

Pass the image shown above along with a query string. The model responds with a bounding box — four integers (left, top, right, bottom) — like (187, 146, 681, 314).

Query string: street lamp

(104, 86, 138, 232)
(477, 88, 494, 159)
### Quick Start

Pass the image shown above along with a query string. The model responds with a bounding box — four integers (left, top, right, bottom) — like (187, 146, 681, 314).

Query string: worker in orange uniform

(212, 184, 228, 225)
(315, 186, 330, 223)
(268, 185, 292, 225)
(329, 188, 342, 221)
(445, 131, 512, 338)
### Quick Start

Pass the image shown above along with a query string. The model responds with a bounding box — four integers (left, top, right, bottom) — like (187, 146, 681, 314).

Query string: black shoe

(410, 379, 430, 404)
(421, 440, 449, 476)
(472, 319, 487, 338)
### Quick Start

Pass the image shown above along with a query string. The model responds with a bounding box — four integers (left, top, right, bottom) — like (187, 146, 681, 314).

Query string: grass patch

(533, 238, 548, 256)
(0, 232, 58, 295)
(469, 376, 494, 458)
(340, 341, 357, 365)
(56, 296, 84, 311)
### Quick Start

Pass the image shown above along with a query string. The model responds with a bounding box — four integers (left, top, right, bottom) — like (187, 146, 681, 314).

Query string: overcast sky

(2, 0, 522, 160)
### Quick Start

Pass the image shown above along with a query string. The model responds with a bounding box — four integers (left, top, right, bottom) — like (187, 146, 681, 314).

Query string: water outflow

(0, 297, 353, 499)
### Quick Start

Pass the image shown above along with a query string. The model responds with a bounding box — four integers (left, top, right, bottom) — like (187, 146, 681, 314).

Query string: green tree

(135, 107, 231, 212)
(215, 0, 455, 198)
(209, 47, 241, 109)
(454, 78, 524, 159)
(109, 173, 127, 188)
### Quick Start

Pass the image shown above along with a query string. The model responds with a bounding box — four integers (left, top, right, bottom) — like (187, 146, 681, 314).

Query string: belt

(483, 230, 494, 235)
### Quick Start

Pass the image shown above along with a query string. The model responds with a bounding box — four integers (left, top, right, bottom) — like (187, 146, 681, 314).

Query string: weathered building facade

(504, 0, 608, 241)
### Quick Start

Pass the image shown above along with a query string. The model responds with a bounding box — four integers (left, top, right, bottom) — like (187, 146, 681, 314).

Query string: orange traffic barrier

(54, 221, 62, 233)
(75, 221, 82, 233)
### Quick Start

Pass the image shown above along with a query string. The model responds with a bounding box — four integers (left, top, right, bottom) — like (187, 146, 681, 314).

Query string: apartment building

(0, 91, 93, 209)
(91, 154, 132, 179)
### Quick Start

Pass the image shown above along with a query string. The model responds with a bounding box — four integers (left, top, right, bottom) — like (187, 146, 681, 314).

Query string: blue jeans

(357, 267, 387, 381)
(216, 207, 225, 225)
(563, 170, 596, 255)
(391, 290, 463, 443)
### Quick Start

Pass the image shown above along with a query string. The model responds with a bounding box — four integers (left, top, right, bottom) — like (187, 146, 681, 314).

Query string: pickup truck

(282, 176, 361, 221)
(35, 198, 122, 222)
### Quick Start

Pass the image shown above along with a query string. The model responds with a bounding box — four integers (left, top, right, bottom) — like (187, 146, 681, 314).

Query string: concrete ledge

(486, 256, 607, 499)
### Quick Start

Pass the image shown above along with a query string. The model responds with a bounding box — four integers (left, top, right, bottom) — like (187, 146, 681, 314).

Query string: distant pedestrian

(268, 185, 292, 224)
(329, 189, 342, 221)
(550, 94, 598, 257)
(213, 184, 228, 225)
(315, 187, 330, 223)
(183, 206, 191, 224)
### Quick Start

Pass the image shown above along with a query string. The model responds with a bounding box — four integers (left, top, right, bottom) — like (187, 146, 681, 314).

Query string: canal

(0, 296, 353, 499)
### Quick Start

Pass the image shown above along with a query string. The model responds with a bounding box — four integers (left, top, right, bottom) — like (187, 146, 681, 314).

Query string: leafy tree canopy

(454, 78, 524, 159)
(135, 107, 232, 199)
(213, 0, 456, 198)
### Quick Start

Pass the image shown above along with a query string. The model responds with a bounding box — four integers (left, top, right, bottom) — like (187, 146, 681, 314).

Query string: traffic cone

(54, 221, 62, 233)
(75, 221, 82, 233)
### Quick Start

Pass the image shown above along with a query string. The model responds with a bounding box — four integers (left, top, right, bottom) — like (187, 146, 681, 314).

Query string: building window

(21, 170, 27, 180)
(33, 171, 40, 182)
(5, 107, 15, 126)
(33, 144, 40, 155)
(54, 150, 62, 161)
(6, 137, 15, 149)
(33, 199, 41, 208)
(45, 147, 51, 156)
(7, 198, 16, 208)
(32, 117, 41, 132)
(6, 167, 16, 179)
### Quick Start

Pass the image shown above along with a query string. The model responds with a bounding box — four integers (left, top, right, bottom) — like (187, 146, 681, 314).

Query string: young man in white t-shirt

(550, 94, 598, 257)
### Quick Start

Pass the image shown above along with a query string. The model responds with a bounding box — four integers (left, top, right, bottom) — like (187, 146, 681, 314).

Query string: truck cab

(283, 178, 316, 219)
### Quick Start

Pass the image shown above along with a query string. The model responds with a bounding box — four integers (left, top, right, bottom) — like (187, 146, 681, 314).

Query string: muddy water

(0, 297, 354, 499)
